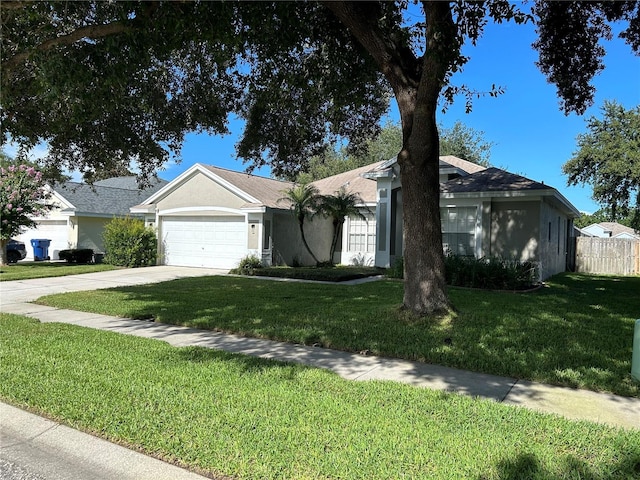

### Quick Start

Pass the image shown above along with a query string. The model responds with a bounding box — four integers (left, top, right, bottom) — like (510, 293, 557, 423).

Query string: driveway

(0, 265, 228, 306)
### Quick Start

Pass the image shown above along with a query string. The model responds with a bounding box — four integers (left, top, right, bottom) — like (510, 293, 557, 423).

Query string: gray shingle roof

(93, 176, 168, 191)
(55, 178, 168, 216)
(441, 167, 549, 194)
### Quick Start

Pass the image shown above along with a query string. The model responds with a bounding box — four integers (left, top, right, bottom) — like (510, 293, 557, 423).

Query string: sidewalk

(1, 266, 638, 478)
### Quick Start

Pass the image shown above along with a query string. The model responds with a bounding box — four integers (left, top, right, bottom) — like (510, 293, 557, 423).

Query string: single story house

(364, 157, 580, 279)
(580, 222, 640, 240)
(133, 156, 580, 279)
(16, 176, 166, 260)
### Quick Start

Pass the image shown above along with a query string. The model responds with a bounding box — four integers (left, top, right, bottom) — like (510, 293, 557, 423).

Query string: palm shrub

(318, 187, 369, 265)
(103, 217, 157, 267)
(278, 183, 322, 265)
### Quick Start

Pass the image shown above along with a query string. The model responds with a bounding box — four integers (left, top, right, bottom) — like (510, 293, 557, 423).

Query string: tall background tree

(294, 120, 492, 183)
(2, 1, 639, 314)
(563, 101, 640, 230)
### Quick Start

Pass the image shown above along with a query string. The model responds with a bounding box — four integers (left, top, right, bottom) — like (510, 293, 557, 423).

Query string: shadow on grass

(485, 451, 640, 479)
(38, 272, 640, 397)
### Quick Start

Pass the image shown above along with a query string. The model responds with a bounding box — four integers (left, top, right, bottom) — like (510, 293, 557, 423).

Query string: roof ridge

(203, 164, 292, 185)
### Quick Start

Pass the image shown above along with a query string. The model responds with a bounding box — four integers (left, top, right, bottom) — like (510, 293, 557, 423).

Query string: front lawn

(0, 261, 120, 282)
(35, 273, 640, 397)
(1, 314, 638, 480)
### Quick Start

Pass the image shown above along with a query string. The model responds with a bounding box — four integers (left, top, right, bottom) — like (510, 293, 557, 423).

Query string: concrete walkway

(1, 266, 639, 479)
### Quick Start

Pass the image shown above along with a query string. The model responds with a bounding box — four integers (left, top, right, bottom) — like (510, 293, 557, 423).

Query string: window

(441, 207, 476, 256)
(348, 213, 376, 253)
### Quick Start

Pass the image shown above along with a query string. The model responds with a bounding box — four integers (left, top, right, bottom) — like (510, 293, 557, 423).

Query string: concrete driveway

(1, 265, 228, 306)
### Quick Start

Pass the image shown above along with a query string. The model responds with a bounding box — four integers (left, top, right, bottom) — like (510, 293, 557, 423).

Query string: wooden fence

(575, 237, 640, 275)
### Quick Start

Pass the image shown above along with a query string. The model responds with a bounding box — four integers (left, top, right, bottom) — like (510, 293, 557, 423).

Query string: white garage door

(161, 216, 247, 269)
(16, 220, 69, 260)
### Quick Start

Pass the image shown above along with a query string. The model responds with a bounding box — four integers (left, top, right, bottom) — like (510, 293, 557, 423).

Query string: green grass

(1, 313, 638, 480)
(35, 272, 640, 397)
(232, 265, 383, 282)
(0, 261, 120, 281)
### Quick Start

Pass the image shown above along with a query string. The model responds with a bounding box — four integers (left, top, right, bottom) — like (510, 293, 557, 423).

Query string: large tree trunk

(325, 1, 457, 315)
(398, 127, 449, 314)
(0, 238, 9, 266)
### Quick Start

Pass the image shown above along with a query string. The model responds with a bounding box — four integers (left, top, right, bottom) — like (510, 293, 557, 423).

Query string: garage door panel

(161, 216, 247, 269)
(15, 220, 69, 260)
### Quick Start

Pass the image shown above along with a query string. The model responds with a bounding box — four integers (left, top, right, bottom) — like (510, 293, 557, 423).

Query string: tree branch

(321, 1, 421, 91)
(3, 21, 132, 78)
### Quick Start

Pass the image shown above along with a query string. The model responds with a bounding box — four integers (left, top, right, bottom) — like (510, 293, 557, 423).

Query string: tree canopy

(563, 101, 640, 228)
(2, 1, 638, 314)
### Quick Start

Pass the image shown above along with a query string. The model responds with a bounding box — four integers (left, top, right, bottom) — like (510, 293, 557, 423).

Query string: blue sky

(166, 17, 639, 215)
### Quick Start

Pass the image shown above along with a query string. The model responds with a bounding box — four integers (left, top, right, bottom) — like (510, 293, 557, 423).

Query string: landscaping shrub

(445, 255, 539, 290)
(58, 248, 94, 264)
(102, 217, 157, 267)
(387, 255, 539, 290)
(233, 254, 263, 275)
(388, 256, 404, 279)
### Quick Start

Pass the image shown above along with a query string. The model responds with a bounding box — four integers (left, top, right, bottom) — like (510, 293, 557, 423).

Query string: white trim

(159, 206, 247, 217)
(440, 188, 579, 217)
(138, 163, 261, 206)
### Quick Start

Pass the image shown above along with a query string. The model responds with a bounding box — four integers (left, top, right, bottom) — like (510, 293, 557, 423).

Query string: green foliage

(388, 256, 404, 279)
(248, 266, 380, 282)
(232, 254, 263, 275)
(278, 183, 322, 265)
(387, 255, 538, 290)
(439, 121, 494, 167)
(575, 207, 640, 230)
(293, 121, 402, 183)
(0, 162, 50, 240)
(58, 249, 94, 264)
(318, 187, 368, 265)
(2, 2, 387, 181)
(0, 262, 118, 282)
(102, 217, 156, 268)
(563, 101, 640, 222)
(444, 255, 539, 290)
(293, 120, 493, 183)
(4, 1, 638, 314)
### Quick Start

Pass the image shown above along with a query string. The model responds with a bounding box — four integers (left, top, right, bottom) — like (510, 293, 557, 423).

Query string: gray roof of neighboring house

(441, 167, 549, 193)
(54, 177, 168, 216)
(93, 176, 168, 191)
(201, 165, 295, 209)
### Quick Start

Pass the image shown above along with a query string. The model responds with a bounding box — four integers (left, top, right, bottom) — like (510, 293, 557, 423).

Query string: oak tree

(2, 1, 638, 314)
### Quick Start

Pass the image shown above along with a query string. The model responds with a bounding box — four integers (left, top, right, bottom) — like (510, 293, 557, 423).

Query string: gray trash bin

(632, 319, 640, 383)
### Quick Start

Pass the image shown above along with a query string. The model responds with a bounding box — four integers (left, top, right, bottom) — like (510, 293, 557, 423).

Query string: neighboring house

(580, 222, 640, 240)
(16, 177, 167, 260)
(131, 164, 334, 269)
(133, 156, 580, 279)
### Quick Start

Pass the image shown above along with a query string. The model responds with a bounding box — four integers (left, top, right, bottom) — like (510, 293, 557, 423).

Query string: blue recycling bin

(31, 239, 51, 261)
